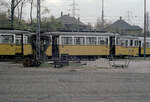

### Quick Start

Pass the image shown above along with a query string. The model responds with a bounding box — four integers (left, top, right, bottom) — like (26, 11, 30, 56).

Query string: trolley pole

(36, 0, 41, 60)
(144, 0, 147, 59)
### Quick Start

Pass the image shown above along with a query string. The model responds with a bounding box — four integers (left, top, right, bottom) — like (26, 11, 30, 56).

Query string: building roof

(105, 17, 142, 31)
(57, 14, 85, 26)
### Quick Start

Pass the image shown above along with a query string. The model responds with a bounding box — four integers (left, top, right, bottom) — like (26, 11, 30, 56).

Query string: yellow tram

(1, 30, 150, 60)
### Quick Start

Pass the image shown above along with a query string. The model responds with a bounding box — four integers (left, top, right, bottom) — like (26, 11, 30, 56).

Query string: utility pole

(144, 0, 147, 59)
(36, 0, 41, 60)
(146, 12, 149, 37)
(11, 0, 15, 29)
(101, 0, 104, 30)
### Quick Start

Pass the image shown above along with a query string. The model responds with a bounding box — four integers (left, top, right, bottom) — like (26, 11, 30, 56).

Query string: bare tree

(0, 1, 10, 16)
(29, 0, 34, 25)
(19, 0, 27, 23)
(11, 0, 24, 28)
(95, 17, 112, 31)
(28, 0, 49, 25)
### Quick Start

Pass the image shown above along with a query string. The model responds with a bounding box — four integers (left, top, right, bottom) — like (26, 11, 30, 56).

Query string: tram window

(130, 40, 133, 46)
(15, 36, 29, 44)
(98, 37, 107, 45)
(86, 37, 96, 45)
(142, 43, 144, 47)
(24, 36, 28, 44)
(135, 40, 139, 47)
(100, 40, 105, 45)
(134, 40, 137, 47)
(0, 35, 14, 43)
(125, 40, 128, 47)
(61, 37, 72, 45)
(74, 37, 85, 45)
(16, 39, 21, 44)
(146, 42, 150, 48)
(121, 41, 124, 46)
(135, 41, 137, 46)
(137, 41, 139, 46)
(116, 38, 119, 45)
(106, 38, 108, 45)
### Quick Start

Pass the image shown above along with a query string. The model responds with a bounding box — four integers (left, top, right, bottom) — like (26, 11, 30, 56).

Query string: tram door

(139, 41, 141, 56)
(52, 35, 59, 59)
(110, 36, 116, 56)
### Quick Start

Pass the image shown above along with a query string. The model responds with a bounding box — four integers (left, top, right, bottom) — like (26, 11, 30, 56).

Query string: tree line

(0, 0, 63, 31)
(0, 0, 111, 32)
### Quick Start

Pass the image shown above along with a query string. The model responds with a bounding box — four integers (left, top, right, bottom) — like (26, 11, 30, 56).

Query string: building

(57, 12, 91, 31)
(105, 17, 143, 36)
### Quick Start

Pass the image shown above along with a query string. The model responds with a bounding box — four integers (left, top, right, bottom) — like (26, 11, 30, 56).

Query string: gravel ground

(0, 59, 150, 102)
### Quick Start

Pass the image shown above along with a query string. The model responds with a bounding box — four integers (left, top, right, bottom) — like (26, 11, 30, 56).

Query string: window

(106, 38, 108, 45)
(116, 38, 120, 45)
(61, 37, 72, 45)
(0, 35, 14, 43)
(134, 40, 139, 47)
(98, 37, 108, 45)
(146, 42, 150, 48)
(130, 40, 133, 46)
(74, 37, 85, 45)
(125, 40, 128, 47)
(121, 40, 125, 46)
(15, 35, 29, 44)
(86, 37, 96, 45)
(16, 35, 21, 44)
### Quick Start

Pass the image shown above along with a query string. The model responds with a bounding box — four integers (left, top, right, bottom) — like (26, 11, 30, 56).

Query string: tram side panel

(116, 46, 139, 56)
(23, 44, 52, 57)
(23, 44, 32, 56)
(141, 48, 150, 56)
(58, 36, 110, 59)
(0, 34, 16, 58)
(0, 44, 16, 56)
(138, 37, 150, 56)
(59, 45, 109, 56)
(115, 37, 139, 57)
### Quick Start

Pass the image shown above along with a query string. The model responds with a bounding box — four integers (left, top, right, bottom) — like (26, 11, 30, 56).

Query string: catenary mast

(144, 0, 147, 59)
(36, 0, 41, 60)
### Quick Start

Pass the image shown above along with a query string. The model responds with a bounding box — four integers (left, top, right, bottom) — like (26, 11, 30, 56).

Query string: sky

(1, 0, 150, 27)
(41, 0, 150, 27)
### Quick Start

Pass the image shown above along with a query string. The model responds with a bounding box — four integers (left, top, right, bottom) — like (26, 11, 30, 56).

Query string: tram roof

(0, 30, 30, 34)
(44, 32, 119, 36)
(119, 35, 139, 40)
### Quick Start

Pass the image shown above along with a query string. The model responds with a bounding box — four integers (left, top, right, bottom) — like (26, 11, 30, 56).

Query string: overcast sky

(2, 0, 149, 27)
(40, 0, 150, 27)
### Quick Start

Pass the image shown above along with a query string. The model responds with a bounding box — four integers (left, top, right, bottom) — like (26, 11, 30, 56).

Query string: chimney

(61, 12, 63, 17)
(78, 17, 80, 21)
(68, 13, 70, 16)
(120, 16, 122, 20)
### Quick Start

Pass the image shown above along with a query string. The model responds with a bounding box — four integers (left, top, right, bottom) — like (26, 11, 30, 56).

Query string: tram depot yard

(1, 58, 150, 102)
